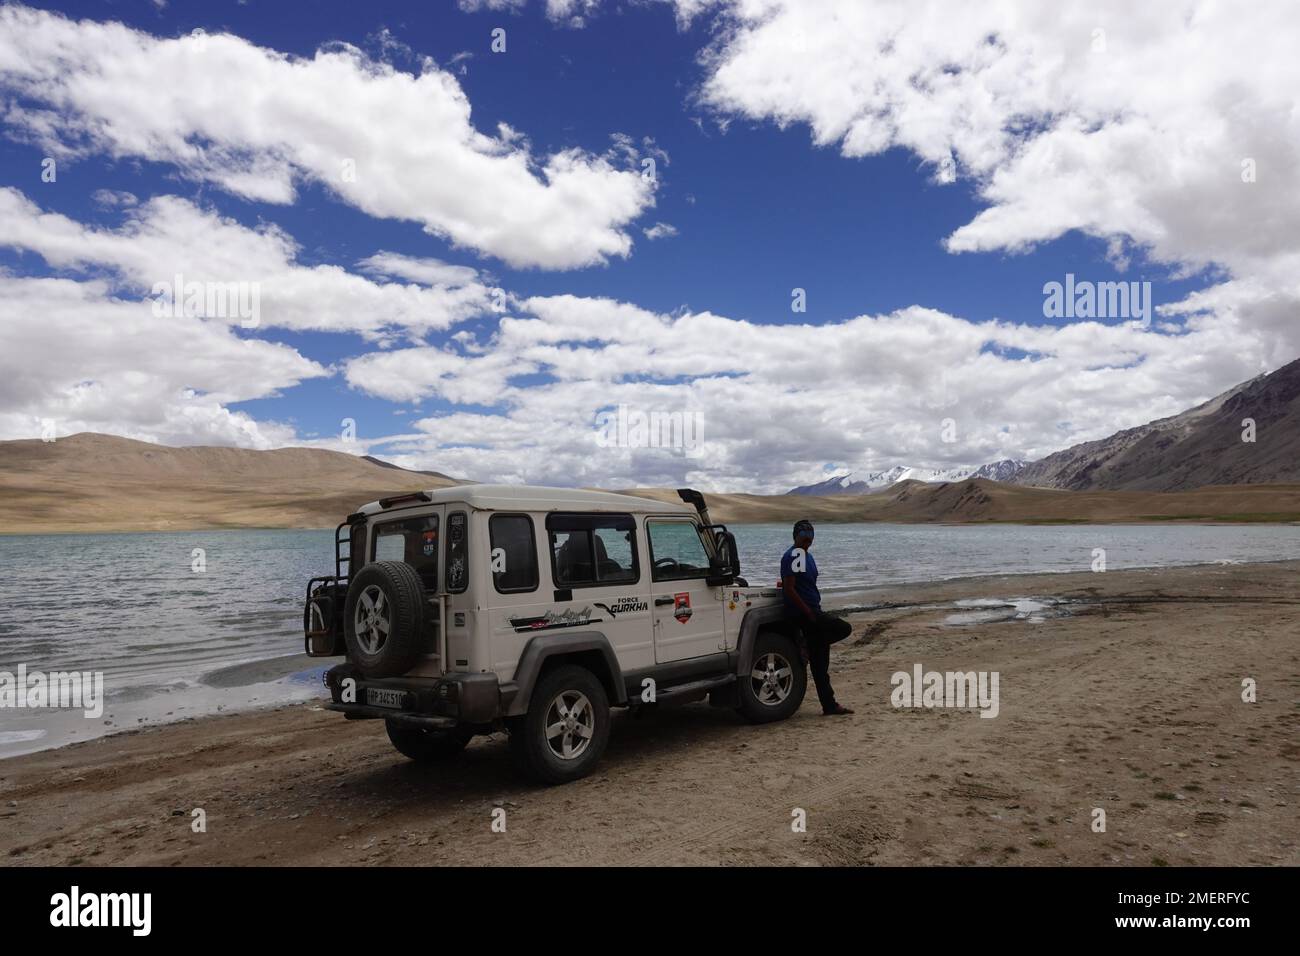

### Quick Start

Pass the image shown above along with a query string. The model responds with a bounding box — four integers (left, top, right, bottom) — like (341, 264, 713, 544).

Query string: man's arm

(782, 573, 814, 663)
(782, 574, 816, 621)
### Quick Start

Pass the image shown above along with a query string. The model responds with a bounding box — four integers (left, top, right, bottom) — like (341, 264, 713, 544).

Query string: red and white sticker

(673, 592, 692, 624)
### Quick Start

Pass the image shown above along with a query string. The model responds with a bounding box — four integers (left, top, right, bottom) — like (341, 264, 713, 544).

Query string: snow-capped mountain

(971, 459, 1031, 482)
(787, 460, 1028, 495)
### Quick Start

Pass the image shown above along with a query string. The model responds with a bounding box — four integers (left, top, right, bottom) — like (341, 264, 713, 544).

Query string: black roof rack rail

(378, 491, 433, 509)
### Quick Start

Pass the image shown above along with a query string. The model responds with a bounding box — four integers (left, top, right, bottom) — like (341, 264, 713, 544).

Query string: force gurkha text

(304, 485, 806, 784)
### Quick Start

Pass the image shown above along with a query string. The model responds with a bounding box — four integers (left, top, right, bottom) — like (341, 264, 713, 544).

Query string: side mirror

(715, 530, 741, 576)
(706, 529, 741, 585)
(706, 554, 733, 587)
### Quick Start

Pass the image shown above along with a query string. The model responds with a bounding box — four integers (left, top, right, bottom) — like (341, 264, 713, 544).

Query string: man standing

(780, 519, 854, 716)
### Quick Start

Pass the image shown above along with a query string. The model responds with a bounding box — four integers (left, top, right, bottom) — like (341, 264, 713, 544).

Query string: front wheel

(386, 720, 472, 762)
(509, 665, 610, 785)
(736, 629, 807, 723)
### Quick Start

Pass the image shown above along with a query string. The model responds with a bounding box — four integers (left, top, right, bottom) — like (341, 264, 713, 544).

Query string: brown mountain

(621, 477, 1300, 524)
(0, 433, 458, 533)
(1012, 357, 1300, 491)
(3, 431, 1299, 535)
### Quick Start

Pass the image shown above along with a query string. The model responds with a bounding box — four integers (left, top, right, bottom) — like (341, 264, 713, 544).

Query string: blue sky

(0, 1, 1296, 491)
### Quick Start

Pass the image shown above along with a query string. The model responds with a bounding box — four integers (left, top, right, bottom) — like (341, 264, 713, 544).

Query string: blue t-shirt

(780, 545, 820, 614)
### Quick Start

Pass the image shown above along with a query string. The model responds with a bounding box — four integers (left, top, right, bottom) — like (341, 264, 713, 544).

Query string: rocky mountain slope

(1012, 358, 1300, 491)
(788, 357, 1300, 495)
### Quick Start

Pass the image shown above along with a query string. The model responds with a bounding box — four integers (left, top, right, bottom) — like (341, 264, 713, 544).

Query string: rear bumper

(324, 666, 502, 725)
(325, 704, 461, 729)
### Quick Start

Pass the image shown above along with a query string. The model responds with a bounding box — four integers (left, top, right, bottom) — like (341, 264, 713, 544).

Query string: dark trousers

(791, 610, 852, 712)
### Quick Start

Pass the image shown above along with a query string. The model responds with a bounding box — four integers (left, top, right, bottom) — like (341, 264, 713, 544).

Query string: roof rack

(377, 491, 433, 509)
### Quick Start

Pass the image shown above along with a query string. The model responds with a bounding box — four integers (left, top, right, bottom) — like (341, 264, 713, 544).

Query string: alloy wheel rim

(544, 690, 594, 760)
(354, 584, 390, 654)
(750, 651, 793, 705)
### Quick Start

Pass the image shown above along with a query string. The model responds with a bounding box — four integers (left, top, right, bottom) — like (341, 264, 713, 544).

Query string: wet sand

(0, 659, 327, 761)
(1, 561, 1296, 866)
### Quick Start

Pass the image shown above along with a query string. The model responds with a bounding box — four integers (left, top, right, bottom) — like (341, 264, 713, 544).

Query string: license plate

(366, 687, 406, 709)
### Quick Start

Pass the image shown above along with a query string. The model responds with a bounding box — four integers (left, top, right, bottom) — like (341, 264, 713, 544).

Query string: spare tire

(343, 561, 430, 678)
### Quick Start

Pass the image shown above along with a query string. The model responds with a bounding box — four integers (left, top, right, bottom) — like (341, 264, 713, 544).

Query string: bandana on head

(793, 519, 815, 540)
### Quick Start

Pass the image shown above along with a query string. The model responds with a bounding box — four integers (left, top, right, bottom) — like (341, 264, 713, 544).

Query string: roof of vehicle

(355, 483, 697, 517)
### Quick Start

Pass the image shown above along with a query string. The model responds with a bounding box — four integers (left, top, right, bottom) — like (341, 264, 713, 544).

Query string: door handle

(654, 597, 674, 606)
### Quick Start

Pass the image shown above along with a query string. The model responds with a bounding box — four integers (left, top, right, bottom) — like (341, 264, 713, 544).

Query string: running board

(651, 673, 735, 703)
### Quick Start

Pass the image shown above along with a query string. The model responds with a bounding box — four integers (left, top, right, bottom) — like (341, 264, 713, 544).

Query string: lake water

(1, 522, 1297, 756)
(732, 522, 1300, 593)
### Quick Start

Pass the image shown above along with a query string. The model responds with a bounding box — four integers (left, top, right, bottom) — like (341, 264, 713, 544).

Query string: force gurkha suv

(303, 485, 805, 784)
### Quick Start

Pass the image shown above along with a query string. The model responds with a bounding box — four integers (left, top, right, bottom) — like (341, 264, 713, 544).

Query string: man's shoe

(822, 703, 855, 716)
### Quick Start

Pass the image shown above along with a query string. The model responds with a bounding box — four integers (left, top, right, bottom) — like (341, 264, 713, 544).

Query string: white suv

(303, 485, 806, 783)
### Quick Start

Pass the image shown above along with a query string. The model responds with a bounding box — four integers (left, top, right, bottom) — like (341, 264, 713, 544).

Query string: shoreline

(5, 558, 1299, 761)
(1, 559, 1296, 866)
(823, 556, 1300, 604)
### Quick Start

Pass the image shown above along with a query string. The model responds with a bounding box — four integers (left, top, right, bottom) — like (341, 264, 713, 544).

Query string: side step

(652, 673, 735, 704)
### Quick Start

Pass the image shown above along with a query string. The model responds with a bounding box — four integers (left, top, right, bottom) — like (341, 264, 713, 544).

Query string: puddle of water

(0, 729, 46, 745)
(942, 597, 1066, 626)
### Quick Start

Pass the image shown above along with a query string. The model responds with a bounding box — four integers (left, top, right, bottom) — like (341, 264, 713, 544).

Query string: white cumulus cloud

(0, 188, 494, 339)
(686, 0, 1300, 331)
(0, 276, 326, 447)
(345, 292, 1293, 492)
(0, 5, 656, 269)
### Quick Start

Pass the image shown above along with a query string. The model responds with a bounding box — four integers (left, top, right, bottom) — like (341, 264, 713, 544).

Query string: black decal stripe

(509, 617, 604, 633)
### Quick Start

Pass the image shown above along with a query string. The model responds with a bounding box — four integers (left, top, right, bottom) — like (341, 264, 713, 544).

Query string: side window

(550, 529, 592, 585)
(647, 520, 711, 581)
(372, 514, 439, 589)
(594, 525, 634, 573)
(490, 514, 538, 593)
(546, 514, 638, 588)
(446, 511, 468, 593)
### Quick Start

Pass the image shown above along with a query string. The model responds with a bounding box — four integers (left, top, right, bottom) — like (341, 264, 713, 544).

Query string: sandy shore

(1, 561, 1296, 866)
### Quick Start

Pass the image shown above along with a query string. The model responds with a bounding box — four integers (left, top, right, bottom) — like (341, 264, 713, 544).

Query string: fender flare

(734, 604, 790, 674)
(504, 630, 627, 717)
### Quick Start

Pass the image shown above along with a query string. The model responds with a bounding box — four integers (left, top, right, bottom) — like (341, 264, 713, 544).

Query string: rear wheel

(736, 629, 806, 723)
(386, 720, 472, 762)
(509, 665, 610, 785)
